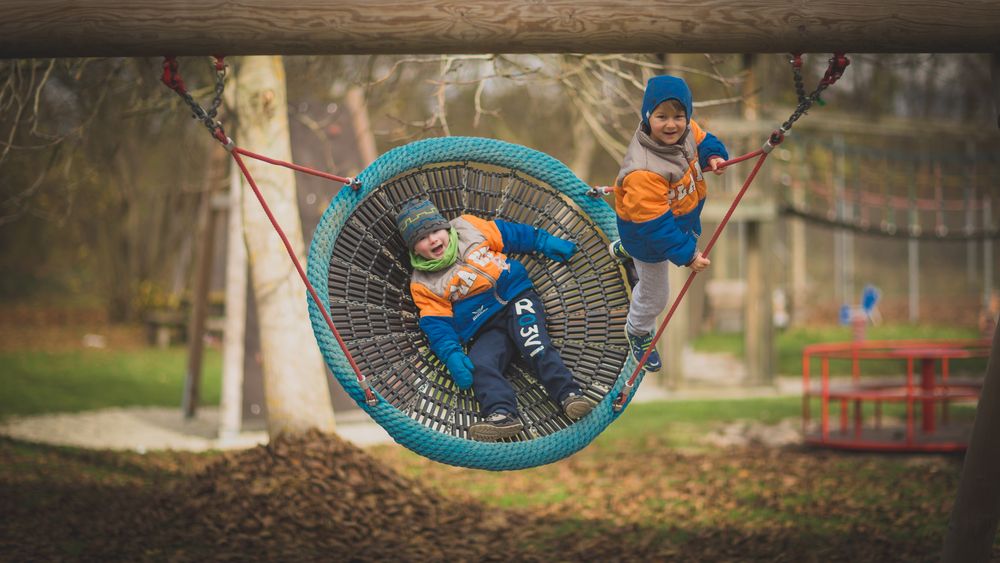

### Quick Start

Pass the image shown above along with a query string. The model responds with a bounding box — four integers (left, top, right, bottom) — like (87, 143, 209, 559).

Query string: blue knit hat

(641, 75, 694, 131)
(395, 198, 451, 249)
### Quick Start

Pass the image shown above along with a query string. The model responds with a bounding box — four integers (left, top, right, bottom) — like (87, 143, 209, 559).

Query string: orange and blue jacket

(410, 215, 543, 360)
(614, 120, 727, 265)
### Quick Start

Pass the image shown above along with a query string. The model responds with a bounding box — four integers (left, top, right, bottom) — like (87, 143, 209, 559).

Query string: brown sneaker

(469, 411, 524, 442)
(561, 393, 596, 421)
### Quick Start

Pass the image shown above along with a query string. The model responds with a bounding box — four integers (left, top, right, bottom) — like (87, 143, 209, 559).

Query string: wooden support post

(183, 150, 226, 419)
(3, 1, 1000, 57)
(942, 317, 1000, 562)
(908, 158, 921, 323)
(744, 220, 775, 385)
(790, 158, 809, 325)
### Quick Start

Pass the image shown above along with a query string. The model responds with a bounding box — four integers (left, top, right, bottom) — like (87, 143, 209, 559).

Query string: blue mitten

(443, 350, 475, 390)
(535, 231, 577, 262)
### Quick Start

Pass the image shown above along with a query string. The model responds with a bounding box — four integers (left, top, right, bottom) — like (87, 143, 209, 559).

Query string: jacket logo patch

(449, 269, 479, 299)
(471, 305, 488, 321)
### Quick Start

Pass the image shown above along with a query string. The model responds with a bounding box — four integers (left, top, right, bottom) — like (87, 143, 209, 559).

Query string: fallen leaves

(0, 431, 987, 562)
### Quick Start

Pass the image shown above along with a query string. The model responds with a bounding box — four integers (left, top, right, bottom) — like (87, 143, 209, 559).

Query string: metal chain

(779, 53, 850, 136)
(790, 53, 807, 105)
(205, 61, 227, 120)
(162, 56, 229, 144)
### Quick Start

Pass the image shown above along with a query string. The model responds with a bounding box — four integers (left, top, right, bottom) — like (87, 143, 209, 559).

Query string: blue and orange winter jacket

(410, 215, 543, 361)
(615, 76, 728, 265)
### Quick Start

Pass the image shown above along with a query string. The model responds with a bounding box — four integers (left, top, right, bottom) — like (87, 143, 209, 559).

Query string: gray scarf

(615, 125, 696, 187)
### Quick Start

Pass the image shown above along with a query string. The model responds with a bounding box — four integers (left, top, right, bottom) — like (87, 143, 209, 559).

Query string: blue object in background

(839, 304, 852, 326)
(862, 284, 881, 316)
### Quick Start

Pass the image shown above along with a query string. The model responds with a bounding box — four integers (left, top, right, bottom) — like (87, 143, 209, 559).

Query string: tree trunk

(941, 317, 1000, 562)
(344, 85, 378, 167)
(232, 55, 336, 438)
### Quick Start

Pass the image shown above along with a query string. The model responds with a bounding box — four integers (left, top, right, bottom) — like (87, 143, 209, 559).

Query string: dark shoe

(625, 328, 662, 372)
(609, 239, 631, 261)
(469, 411, 524, 442)
(610, 240, 638, 289)
(561, 392, 596, 421)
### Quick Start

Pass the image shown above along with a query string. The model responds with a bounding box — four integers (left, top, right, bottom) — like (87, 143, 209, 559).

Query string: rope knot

(160, 56, 186, 94)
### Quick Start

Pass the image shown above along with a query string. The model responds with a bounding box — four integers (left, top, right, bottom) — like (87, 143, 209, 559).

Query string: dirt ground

(0, 315, 989, 561)
(0, 428, 980, 563)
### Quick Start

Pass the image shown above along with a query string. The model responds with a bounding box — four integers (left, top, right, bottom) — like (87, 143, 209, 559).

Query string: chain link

(779, 53, 850, 135)
(163, 56, 229, 144)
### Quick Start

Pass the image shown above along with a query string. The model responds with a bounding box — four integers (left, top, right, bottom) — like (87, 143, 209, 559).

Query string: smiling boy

(397, 198, 596, 441)
(610, 75, 729, 372)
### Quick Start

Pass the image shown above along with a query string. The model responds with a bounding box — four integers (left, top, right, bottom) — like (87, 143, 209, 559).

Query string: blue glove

(443, 350, 474, 390)
(535, 231, 577, 262)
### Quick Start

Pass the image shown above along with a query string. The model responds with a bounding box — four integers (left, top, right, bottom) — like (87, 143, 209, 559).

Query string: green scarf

(410, 227, 459, 272)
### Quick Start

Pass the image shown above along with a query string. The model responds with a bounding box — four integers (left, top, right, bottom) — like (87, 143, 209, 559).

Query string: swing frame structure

(154, 53, 851, 470)
(6, 2, 1000, 554)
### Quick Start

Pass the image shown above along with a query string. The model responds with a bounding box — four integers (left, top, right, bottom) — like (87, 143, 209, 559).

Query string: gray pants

(626, 259, 672, 335)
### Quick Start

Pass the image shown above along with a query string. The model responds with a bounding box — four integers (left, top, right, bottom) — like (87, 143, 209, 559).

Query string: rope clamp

(612, 379, 635, 413)
(215, 132, 235, 151)
(820, 53, 851, 87)
(359, 378, 378, 406)
(586, 185, 614, 198)
(763, 129, 786, 153)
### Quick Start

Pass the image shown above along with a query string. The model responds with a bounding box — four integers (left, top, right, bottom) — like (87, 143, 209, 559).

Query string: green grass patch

(0, 347, 221, 418)
(695, 323, 986, 376)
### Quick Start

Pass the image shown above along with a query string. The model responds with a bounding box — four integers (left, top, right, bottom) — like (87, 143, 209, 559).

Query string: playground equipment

(158, 53, 849, 469)
(802, 339, 991, 452)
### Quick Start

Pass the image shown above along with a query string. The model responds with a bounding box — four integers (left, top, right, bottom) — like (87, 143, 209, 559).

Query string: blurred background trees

(1, 53, 996, 327)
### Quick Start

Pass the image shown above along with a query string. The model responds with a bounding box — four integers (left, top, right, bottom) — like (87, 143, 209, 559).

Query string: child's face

(412, 228, 451, 260)
(648, 101, 687, 145)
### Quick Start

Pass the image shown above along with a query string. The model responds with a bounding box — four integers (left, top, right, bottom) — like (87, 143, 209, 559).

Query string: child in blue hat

(610, 75, 729, 371)
(396, 198, 596, 442)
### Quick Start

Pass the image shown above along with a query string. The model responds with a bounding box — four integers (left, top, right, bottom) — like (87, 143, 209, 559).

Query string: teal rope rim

(306, 136, 645, 471)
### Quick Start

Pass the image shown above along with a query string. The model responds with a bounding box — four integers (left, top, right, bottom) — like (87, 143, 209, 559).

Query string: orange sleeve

(459, 214, 504, 251)
(616, 170, 672, 223)
(411, 282, 452, 318)
(689, 119, 707, 144)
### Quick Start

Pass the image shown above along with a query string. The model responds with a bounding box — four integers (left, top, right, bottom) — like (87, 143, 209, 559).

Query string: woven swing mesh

(326, 162, 630, 441)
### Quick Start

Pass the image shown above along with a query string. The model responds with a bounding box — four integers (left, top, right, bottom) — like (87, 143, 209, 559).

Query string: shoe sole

(469, 421, 524, 442)
(608, 241, 629, 261)
(564, 398, 596, 421)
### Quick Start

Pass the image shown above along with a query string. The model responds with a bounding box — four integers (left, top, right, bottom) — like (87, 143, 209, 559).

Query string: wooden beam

(2, 1, 999, 58)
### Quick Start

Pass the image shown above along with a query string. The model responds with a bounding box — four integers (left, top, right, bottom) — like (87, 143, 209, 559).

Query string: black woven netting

(326, 163, 630, 439)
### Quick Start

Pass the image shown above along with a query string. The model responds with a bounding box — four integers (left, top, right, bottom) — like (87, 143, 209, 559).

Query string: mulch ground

(0, 429, 986, 562)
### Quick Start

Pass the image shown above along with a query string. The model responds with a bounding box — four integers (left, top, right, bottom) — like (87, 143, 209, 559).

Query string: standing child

(397, 198, 596, 442)
(611, 75, 728, 371)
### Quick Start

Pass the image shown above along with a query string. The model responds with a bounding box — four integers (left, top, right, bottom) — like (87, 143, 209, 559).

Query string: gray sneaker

(561, 392, 596, 421)
(469, 411, 524, 442)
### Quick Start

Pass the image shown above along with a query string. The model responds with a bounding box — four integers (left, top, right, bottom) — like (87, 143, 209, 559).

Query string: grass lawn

(1, 319, 994, 560)
(0, 347, 221, 419)
(695, 323, 987, 376)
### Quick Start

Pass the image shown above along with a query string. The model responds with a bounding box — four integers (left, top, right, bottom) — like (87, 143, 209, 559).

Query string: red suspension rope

(228, 148, 375, 404)
(161, 56, 374, 405)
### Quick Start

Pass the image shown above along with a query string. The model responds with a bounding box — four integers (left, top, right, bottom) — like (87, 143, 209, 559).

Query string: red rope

(228, 147, 375, 404)
(161, 56, 186, 94)
(233, 147, 357, 186)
